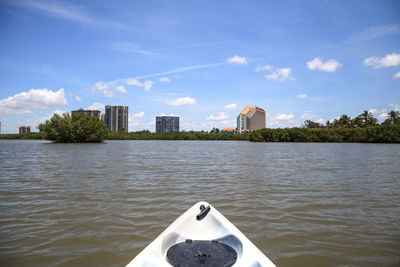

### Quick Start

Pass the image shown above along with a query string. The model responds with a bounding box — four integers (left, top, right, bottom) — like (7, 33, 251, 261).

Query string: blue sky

(0, 0, 399, 133)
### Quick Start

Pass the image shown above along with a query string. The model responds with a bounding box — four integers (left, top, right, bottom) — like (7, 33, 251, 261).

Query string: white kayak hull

(126, 201, 276, 266)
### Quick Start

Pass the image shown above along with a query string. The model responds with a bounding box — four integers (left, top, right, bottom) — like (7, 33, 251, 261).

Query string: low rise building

(72, 108, 101, 119)
(221, 127, 237, 133)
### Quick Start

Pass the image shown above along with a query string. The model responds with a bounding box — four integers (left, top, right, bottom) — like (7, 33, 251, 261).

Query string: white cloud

(86, 102, 105, 111)
(159, 77, 171, 83)
(116, 85, 127, 93)
(226, 55, 248, 65)
(126, 78, 153, 91)
(91, 81, 114, 97)
(268, 113, 300, 128)
(254, 65, 273, 72)
(159, 113, 177, 116)
(75, 96, 81, 101)
(307, 57, 342, 72)
(133, 112, 145, 118)
(389, 104, 400, 111)
(266, 68, 295, 82)
(0, 88, 67, 115)
(370, 108, 389, 121)
(256, 64, 295, 81)
(168, 97, 197, 106)
(224, 103, 237, 109)
(364, 53, 400, 68)
(129, 112, 145, 129)
(274, 113, 294, 120)
(300, 112, 324, 124)
(206, 112, 228, 120)
(393, 72, 400, 78)
(297, 94, 308, 99)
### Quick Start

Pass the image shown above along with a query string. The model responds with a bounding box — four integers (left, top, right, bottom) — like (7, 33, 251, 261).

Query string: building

(237, 106, 266, 133)
(19, 126, 31, 134)
(156, 115, 179, 133)
(71, 108, 101, 119)
(104, 105, 128, 132)
(221, 127, 237, 133)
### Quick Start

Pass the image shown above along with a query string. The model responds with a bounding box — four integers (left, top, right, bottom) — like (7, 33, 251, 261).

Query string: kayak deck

(126, 201, 276, 266)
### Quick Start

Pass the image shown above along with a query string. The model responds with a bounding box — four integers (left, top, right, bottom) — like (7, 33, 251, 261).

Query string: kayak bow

(126, 201, 276, 267)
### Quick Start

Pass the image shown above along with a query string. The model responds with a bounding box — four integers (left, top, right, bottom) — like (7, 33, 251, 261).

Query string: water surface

(0, 140, 399, 266)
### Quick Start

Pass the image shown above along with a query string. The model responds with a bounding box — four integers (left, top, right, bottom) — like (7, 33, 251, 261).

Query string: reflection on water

(0, 140, 399, 266)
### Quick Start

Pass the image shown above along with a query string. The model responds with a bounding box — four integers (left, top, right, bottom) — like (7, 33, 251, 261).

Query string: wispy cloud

(12, 0, 129, 30)
(393, 72, 400, 79)
(224, 103, 237, 109)
(90, 61, 228, 97)
(116, 85, 127, 93)
(254, 65, 273, 72)
(307, 57, 342, 72)
(297, 94, 308, 99)
(100, 42, 157, 56)
(133, 62, 227, 80)
(348, 24, 400, 44)
(364, 53, 400, 69)
(226, 55, 248, 65)
(155, 42, 225, 52)
(168, 97, 197, 106)
(159, 77, 171, 83)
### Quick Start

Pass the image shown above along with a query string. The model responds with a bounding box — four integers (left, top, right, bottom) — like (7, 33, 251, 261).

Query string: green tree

(358, 110, 377, 126)
(337, 114, 352, 128)
(383, 110, 400, 125)
(39, 112, 108, 143)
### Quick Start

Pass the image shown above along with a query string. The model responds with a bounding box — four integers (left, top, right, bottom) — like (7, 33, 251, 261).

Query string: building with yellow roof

(221, 127, 237, 133)
(237, 105, 266, 133)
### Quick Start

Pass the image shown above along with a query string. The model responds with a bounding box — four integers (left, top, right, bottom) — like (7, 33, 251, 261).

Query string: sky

(0, 0, 399, 133)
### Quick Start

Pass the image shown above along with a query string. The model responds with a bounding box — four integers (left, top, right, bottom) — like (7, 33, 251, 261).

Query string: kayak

(126, 201, 276, 266)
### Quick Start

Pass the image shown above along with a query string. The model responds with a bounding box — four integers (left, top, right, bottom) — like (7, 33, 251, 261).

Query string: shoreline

(1, 124, 399, 143)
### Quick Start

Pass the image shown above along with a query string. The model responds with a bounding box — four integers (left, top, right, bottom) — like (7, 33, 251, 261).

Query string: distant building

(156, 115, 179, 133)
(104, 105, 128, 132)
(237, 106, 266, 133)
(19, 126, 31, 134)
(71, 108, 101, 119)
(221, 127, 237, 133)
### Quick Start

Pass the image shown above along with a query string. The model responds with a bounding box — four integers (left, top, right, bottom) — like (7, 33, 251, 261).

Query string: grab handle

(196, 205, 210, 220)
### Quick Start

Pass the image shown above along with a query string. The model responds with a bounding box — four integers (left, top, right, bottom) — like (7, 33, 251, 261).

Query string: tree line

(1, 110, 399, 143)
(250, 110, 400, 143)
(304, 110, 400, 128)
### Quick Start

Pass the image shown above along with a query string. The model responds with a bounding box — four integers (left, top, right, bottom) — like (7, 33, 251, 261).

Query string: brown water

(0, 140, 399, 267)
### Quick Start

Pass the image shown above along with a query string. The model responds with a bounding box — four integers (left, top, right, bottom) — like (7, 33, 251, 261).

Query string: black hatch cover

(166, 239, 237, 267)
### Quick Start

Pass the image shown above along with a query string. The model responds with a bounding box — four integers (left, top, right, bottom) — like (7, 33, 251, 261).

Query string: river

(0, 140, 399, 266)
